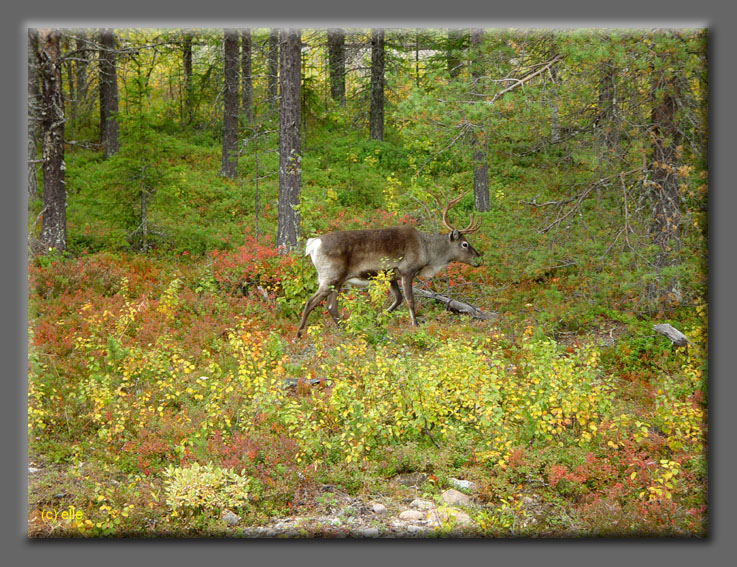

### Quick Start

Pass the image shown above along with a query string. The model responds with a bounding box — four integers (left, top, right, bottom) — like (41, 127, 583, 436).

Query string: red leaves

(208, 235, 287, 293)
(548, 464, 587, 489)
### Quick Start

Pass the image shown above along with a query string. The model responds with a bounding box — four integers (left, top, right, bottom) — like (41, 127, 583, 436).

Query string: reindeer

(296, 192, 482, 338)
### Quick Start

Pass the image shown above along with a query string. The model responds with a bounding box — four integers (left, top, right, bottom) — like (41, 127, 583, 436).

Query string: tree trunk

(470, 29, 489, 212)
(63, 35, 75, 123)
(327, 28, 346, 105)
(27, 29, 40, 200)
(369, 29, 385, 141)
(241, 29, 253, 123)
(73, 31, 89, 124)
(446, 29, 465, 79)
(473, 141, 490, 211)
(36, 29, 67, 252)
(648, 64, 683, 304)
(414, 29, 421, 88)
(276, 29, 302, 252)
(219, 29, 239, 179)
(596, 61, 619, 150)
(98, 28, 119, 158)
(182, 31, 193, 124)
(267, 29, 279, 109)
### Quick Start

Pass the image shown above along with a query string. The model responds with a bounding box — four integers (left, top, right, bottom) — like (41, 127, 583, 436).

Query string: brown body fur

(296, 225, 481, 337)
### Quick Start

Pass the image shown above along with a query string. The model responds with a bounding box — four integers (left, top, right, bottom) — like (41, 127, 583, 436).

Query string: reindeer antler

(441, 189, 480, 234)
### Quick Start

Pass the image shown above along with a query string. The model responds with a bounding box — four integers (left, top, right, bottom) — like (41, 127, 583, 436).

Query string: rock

(357, 527, 380, 537)
(398, 509, 424, 522)
(448, 478, 475, 492)
(406, 525, 424, 535)
(441, 488, 471, 506)
(424, 509, 442, 528)
(395, 472, 427, 487)
(371, 502, 387, 515)
(438, 507, 473, 527)
(28, 467, 41, 474)
(409, 498, 435, 511)
(221, 510, 240, 526)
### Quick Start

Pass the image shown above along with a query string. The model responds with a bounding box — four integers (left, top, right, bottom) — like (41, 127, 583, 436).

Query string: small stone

(371, 502, 387, 515)
(448, 478, 475, 492)
(358, 527, 380, 537)
(441, 488, 471, 506)
(395, 472, 427, 487)
(437, 507, 473, 527)
(399, 509, 424, 522)
(410, 498, 435, 511)
(221, 510, 240, 526)
(406, 525, 424, 535)
(450, 510, 472, 526)
(28, 467, 41, 474)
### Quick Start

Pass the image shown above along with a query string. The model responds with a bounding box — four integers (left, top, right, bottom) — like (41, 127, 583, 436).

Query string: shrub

(163, 462, 253, 515)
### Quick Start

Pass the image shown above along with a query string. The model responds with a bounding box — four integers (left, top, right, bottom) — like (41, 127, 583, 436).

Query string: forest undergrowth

(27, 28, 708, 537)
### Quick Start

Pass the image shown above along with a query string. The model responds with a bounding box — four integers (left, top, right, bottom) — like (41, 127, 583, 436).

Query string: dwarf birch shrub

(163, 462, 253, 514)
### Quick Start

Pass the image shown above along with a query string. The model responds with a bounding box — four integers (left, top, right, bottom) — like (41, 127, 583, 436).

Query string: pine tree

(369, 29, 385, 141)
(99, 28, 119, 158)
(36, 29, 67, 252)
(276, 29, 302, 252)
(219, 29, 239, 179)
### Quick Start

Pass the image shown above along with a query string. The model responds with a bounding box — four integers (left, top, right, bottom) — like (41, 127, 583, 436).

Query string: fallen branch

(281, 377, 330, 388)
(653, 324, 690, 347)
(538, 167, 644, 234)
(488, 54, 563, 105)
(653, 323, 691, 356)
(413, 287, 497, 321)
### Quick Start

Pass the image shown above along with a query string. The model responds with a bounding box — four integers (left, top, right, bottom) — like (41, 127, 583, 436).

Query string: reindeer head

(440, 190, 482, 266)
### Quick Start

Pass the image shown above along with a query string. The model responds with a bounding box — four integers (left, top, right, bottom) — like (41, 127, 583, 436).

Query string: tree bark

(648, 62, 683, 303)
(446, 29, 465, 79)
(276, 29, 302, 252)
(28, 29, 40, 200)
(241, 29, 253, 123)
(219, 28, 239, 179)
(182, 31, 193, 124)
(36, 29, 67, 252)
(73, 31, 89, 123)
(327, 28, 346, 105)
(369, 29, 385, 141)
(596, 60, 619, 149)
(267, 29, 279, 109)
(470, 29, 490, 212)
(98, 28, 119, 158)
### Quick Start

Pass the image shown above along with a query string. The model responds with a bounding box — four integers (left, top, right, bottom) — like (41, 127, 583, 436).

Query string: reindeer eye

(462, 242, 469, 248)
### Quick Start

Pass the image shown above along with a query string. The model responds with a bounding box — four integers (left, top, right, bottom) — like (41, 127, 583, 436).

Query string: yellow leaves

(677, 164, 694, 178)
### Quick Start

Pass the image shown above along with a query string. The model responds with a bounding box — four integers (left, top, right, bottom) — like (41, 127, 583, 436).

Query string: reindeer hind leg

(387, 279, 404, 312)
(296, 283, 333, 338)
(325, 284, 343, 325)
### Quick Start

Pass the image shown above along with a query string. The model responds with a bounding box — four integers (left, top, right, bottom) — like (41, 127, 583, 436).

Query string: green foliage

(341, 271, 398, 343)
(163, 462, 253, 515)
(29, 27, 707, 538)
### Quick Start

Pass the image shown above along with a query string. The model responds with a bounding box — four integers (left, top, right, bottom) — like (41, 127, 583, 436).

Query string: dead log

(281, 377, 329, 388)
(653, 323, 690, 355)
(412, 287, 497, 321)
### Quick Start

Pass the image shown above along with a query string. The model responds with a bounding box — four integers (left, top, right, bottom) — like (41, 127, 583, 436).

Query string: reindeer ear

(449, 229, 460, 241)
